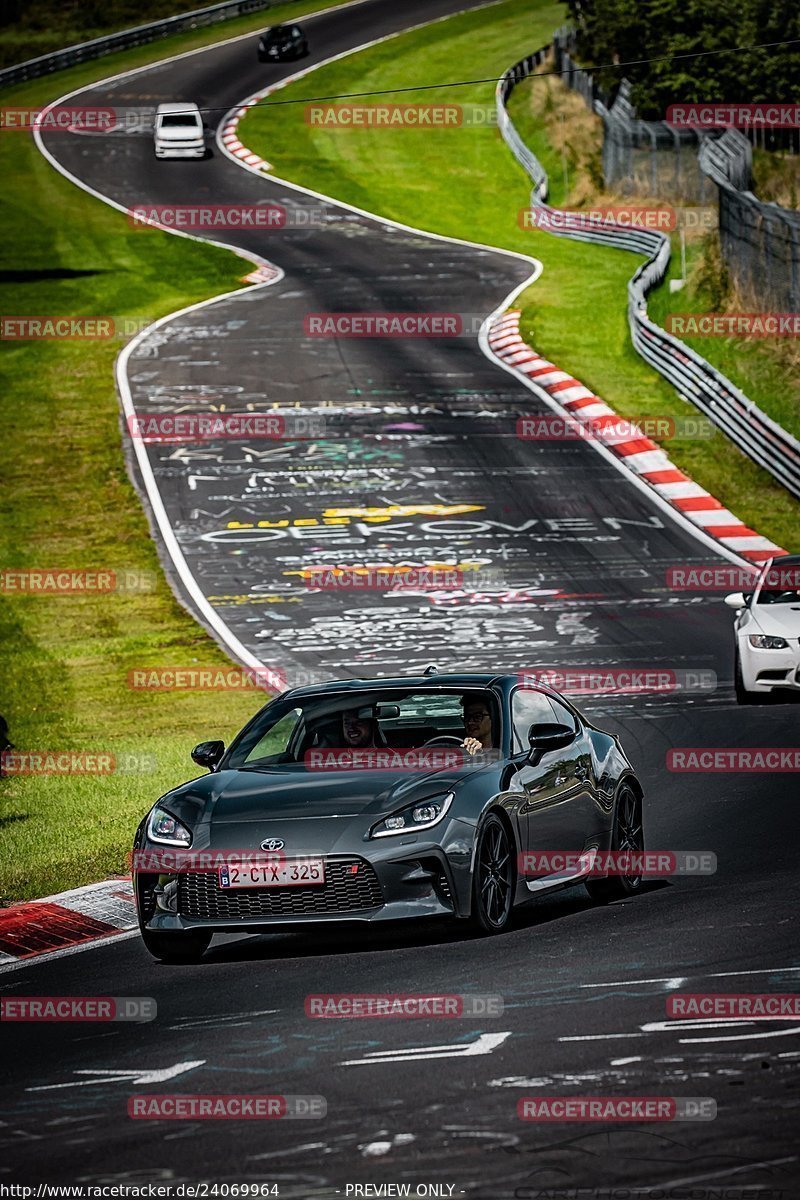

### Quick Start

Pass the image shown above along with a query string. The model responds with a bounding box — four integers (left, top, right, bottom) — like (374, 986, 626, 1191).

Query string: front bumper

(740, 639, 800, 692)
(154, 143, 205, 158)
(135, 840, 470, 934)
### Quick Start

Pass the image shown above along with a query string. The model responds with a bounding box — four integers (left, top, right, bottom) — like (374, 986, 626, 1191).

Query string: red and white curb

(488, 310, 786, 565)
(219, 100, 272, 171)
(0, 879, 136, 970)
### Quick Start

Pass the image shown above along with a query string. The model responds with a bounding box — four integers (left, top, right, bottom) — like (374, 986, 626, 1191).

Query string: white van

(154, 103, 205, 159)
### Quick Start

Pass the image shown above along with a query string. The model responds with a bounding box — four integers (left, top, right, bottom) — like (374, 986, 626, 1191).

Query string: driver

(342, 707, 379, 748)
(460, 693, 494, 756)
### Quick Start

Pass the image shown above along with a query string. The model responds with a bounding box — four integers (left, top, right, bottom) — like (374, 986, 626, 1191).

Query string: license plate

(219, 858, 325, 889)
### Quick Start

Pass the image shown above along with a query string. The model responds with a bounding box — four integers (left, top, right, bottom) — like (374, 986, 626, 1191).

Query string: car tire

(470, 813, 515, 934)
(734, 651, 758, 704)
(140, 929, 211, 963)
(585, 784, 644, 905)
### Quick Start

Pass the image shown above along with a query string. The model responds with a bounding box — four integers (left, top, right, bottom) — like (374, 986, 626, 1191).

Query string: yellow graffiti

(226, 503, 484, 530)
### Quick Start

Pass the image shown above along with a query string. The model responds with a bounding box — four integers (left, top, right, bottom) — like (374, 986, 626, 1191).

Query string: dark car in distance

(257, 24, 309, 62)
(133, 672, 645, 962)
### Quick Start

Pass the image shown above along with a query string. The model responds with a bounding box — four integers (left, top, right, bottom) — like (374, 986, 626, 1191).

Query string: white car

(154, 103, 205, 159)
(726, 554, 800, 702)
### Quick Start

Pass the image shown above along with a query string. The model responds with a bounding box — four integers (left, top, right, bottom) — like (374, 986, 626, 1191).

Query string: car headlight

(369, 792, 454, 839)
(748, 634, 789, 649)
(147, 805, 192, 846)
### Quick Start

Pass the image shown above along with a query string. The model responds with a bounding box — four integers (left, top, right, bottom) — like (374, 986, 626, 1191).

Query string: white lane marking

(0, 929, 139, 975)
(341, 1031, 511, 1065)
(27, 1060, 205, 1091)
(678, 1025, 800, 1044)
(563, 1017, 800, 1046)
(641, 1020, 758, 1032)
(609, 1056, 643, 1065)
(559, 1033, 646, 1042)
(653, 1157, 797, 1191)
(580, 976, 687, 989)
(167, 1008, 278, 1029)
(709, 967, 800, 978)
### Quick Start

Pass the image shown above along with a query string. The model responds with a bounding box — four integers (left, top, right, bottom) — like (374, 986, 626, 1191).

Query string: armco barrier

(0, 0, 286, 90)
(496, 46, 800, 501)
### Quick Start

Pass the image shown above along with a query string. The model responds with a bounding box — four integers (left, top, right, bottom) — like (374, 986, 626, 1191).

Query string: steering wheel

(422, 735, 464, 747)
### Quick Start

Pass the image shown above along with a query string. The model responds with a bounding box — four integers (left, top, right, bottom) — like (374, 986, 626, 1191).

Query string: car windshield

(159, 113, 200, 128)
(225, 688, 499, 770)
(757, 559, 800, 604)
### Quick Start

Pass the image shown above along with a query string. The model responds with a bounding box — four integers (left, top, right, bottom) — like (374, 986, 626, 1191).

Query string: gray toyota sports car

(133, 672, 645, 961)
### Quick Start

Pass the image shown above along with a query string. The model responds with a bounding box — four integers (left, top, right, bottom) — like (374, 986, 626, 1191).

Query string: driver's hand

(462, 737, 482, 756)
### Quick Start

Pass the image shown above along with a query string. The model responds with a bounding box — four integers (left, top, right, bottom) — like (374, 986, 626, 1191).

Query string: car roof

(766, 553, 800, 567)
(156, 103, 200, 115)
(279, 672, 564, 701)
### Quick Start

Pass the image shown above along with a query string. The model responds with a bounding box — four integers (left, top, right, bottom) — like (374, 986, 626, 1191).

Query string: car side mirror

(724, 592, 746, 609)
(527, 722, 575, 766)
(191, 740, 225, 771)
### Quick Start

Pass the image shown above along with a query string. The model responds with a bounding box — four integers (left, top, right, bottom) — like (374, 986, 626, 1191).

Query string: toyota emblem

(260, 838, 285, 852)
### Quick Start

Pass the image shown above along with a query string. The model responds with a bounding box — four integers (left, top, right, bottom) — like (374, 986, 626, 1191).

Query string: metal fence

(552, 32, 710, 203)
(0, 0, 283, 91)
(699, 129, 800, 311)
(552, 31, 800, 312)
(496, 48, 800, 501)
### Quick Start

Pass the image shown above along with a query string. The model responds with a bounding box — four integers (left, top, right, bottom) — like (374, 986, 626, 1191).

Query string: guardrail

(698, 128, 800, 312)
(0, 0, 284, 91)
(495, 46, 800, 501)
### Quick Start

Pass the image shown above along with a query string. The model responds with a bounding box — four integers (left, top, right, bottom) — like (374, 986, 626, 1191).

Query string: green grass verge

(0, 0, 354, 903)
(239, 0, 800, 554)
(1, 0, 214, 70)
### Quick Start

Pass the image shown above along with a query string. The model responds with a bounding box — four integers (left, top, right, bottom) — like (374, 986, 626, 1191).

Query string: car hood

(158, 763, 492, 828)
(751, 604, 800, 638)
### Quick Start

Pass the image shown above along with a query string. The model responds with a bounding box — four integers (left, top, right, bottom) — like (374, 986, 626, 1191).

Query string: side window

(511, 689, 557, 754)
(243, 708, 302, 764)
(547, 696, 578, 731)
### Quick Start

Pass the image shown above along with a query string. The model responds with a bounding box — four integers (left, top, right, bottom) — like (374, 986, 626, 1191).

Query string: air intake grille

(178, 858, 383, 920)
